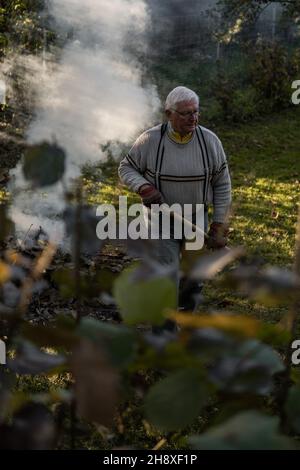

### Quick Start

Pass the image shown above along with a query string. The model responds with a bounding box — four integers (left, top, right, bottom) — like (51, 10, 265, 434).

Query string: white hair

(165, 86, 199, 111)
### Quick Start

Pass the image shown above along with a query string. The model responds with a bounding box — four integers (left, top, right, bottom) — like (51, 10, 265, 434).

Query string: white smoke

(8, 0, 160, 243)
(27, 0, 159, 167)
(50, 0, 148, 44)
(26, 44, 158, 171)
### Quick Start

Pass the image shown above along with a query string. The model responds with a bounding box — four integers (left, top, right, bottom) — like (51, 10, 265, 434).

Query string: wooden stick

(147, 204, 231, 250)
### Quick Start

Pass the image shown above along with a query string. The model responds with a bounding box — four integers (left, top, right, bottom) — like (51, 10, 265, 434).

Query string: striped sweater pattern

(118, 123, 231, 223)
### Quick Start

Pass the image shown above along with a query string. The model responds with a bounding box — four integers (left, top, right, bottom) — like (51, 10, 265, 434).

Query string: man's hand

(138, 184, 163, 207)
(206, 222, 229, 249)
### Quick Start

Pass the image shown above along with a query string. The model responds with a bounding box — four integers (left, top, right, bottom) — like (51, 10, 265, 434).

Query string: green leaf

(208, 339, 284, 395)
(23, 142, 66, 187)
(240, 340, 285, 375)
(188, 411, 296, 450)
(285, 385, 300, 433)
(113, 267, 177, 326)
(144, 368, 210, 432)
(78, 318, 137, 368)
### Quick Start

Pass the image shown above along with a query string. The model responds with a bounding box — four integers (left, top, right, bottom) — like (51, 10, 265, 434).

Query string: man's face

(166, 99, 199, 136)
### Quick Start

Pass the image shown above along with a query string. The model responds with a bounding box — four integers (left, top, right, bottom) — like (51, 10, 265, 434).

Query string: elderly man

(118, 86, 231, 311)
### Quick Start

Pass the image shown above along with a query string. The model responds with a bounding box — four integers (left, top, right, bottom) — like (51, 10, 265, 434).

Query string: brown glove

(206, 222, 229, 249)
(138, 184, 163, 207)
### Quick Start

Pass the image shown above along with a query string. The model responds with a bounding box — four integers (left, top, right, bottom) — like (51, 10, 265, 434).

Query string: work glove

(206, 222, 229, 250)
(138, 184, 163, 207)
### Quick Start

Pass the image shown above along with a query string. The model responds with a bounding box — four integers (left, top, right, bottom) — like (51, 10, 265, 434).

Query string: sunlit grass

(231, 178, 300, 265)
(82, 177, 139, 207)
(222, 107, 300, 266)
(0, 188, 9, 202)
(203, 107, 300, 320)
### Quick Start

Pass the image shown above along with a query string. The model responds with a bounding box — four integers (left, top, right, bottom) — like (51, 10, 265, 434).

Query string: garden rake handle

(160, 204, 209, 240)
(146, 204, 208, 240)
(147, 204, 230, 250)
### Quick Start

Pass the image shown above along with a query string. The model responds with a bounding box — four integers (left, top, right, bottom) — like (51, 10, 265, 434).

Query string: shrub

(229, 87, 260, 122)
(250, 42, 299, 111)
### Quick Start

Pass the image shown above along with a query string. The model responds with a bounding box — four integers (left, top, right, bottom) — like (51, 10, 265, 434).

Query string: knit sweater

(118, 123, 231, 223)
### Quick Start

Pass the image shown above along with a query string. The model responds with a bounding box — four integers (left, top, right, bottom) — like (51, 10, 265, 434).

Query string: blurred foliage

(23, 142, 66, 187)
(188, 410, 296, 450)
(113, 267, 177, 326)
(1, 140, 300, 448)
(1, 0, 300, 451)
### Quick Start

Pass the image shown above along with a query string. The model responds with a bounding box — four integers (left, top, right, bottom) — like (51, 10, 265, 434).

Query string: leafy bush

(211, 68, 235, 121)
(250, 42, 300, 111)
(210, 71, 259, 123)
(229, 87, 260, 122)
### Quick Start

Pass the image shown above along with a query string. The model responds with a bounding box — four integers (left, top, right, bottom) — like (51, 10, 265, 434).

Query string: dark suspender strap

(196, 126, 210, 204)
(161, 122, 168, 138)
(154, 123, 167, 190)
(157, 147, 165, 191)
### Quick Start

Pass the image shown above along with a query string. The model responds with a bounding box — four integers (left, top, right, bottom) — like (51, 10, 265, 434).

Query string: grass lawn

(206, 107, 300, 324)
(219, 107, 300, 266)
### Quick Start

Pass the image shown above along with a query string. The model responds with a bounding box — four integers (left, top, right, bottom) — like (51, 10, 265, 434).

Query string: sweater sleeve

(118, 132, 152, 193)
(210, 137, 232, 223)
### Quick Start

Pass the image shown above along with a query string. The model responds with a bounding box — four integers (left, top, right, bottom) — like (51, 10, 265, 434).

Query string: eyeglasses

(171, 109, 200, 118)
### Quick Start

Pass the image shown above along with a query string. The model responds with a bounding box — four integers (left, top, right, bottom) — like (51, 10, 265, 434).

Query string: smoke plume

(8, 0, 160, 243)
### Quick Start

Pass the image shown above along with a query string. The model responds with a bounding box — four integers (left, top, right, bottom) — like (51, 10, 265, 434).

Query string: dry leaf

(0, 261, 11, 285)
